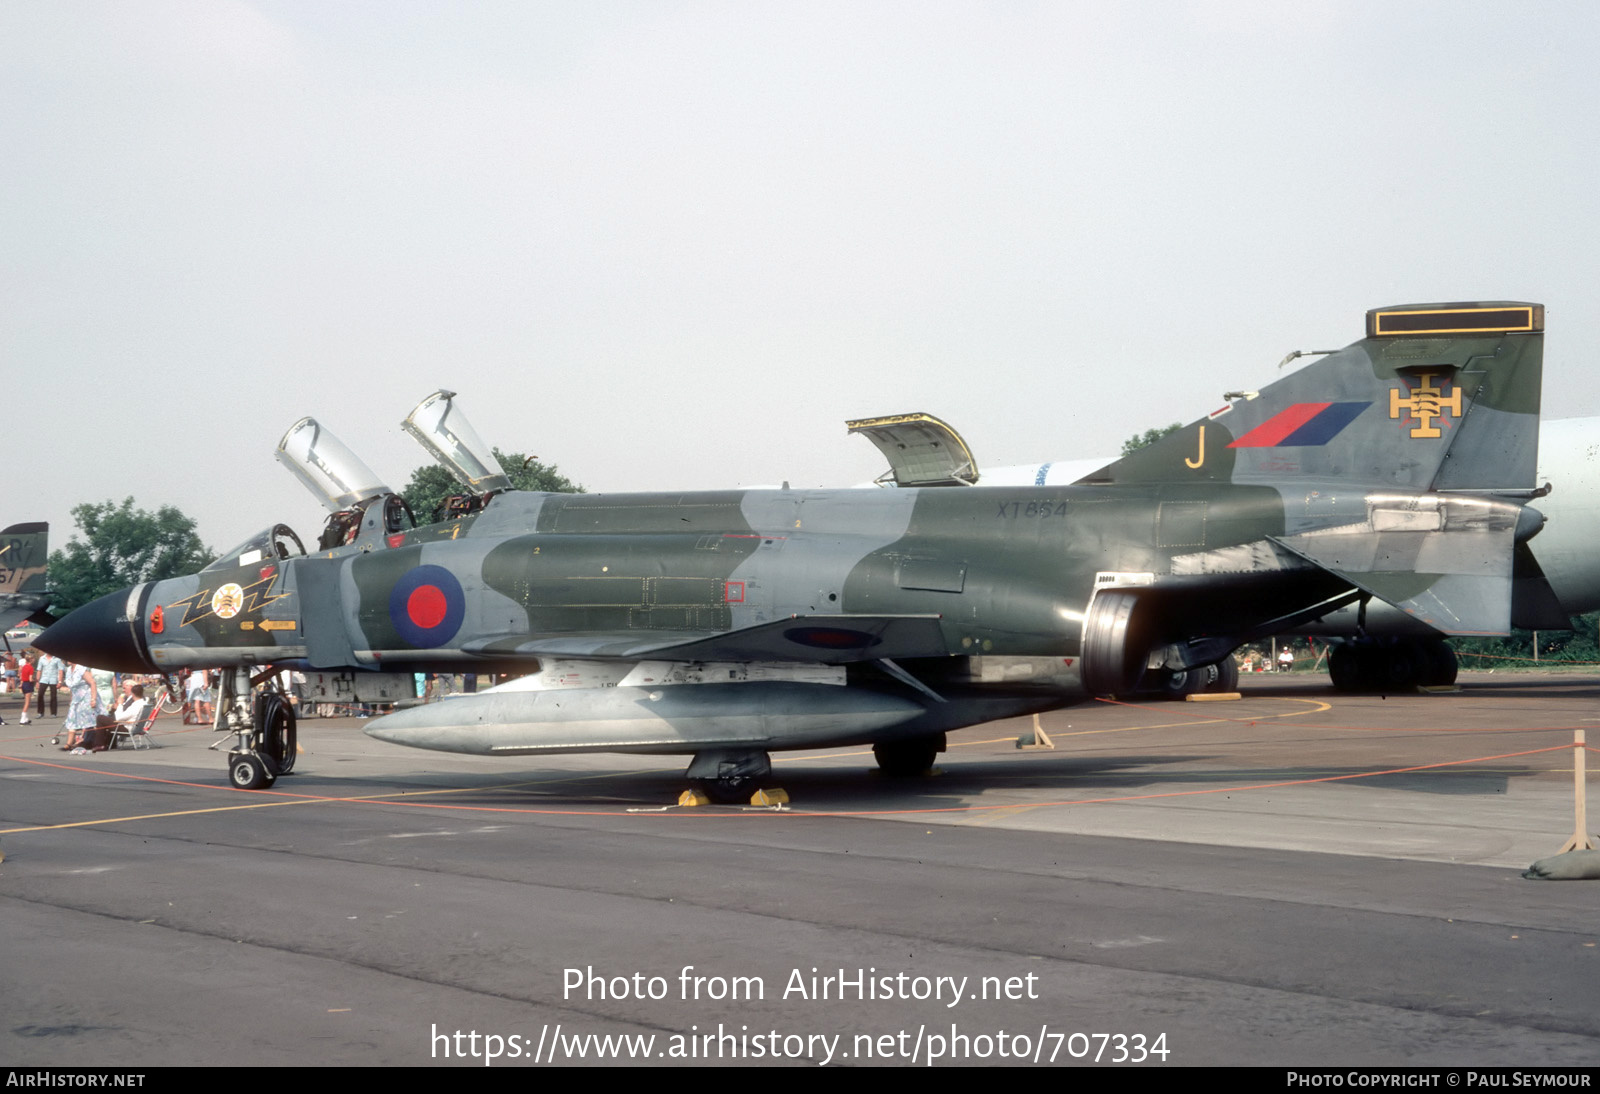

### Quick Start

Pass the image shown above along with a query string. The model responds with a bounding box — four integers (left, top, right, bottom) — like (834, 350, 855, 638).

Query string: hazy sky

(5, 1, 1598, 554)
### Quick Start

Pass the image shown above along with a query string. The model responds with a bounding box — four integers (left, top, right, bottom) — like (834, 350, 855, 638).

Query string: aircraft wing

(462, 614, 948, 664)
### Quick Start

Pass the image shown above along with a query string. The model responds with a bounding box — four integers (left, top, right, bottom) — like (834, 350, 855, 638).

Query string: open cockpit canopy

(402, 389, 510, 497)
(275, 417, 393, 513)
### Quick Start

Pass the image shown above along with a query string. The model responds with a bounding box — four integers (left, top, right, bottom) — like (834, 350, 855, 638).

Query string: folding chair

(110, 701, 157, 750)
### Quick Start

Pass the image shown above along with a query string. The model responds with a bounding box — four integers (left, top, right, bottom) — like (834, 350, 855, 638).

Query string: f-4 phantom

(40, 303, 1551, 800)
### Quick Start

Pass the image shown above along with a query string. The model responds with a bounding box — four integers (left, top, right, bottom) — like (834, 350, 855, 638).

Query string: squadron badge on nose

(211, 583, 245, 620)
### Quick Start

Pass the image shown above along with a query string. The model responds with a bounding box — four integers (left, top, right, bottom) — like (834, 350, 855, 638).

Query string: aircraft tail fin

(0, 522, 50, 631)
(1087, 302, 1544, 493)
(0, 523, 48, 595)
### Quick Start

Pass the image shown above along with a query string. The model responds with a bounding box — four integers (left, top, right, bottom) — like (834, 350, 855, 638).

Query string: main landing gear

(1328, 637, 1457, 693)
(211, 667, 298, 790)
(872, 733, 946, 776)
(682, 733, 950, 802)
(685, 749, 773, 804)
(1154, 658, 1240, 699)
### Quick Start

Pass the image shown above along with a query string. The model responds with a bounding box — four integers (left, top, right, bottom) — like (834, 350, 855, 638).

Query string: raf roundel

(388, 565, 466, 648)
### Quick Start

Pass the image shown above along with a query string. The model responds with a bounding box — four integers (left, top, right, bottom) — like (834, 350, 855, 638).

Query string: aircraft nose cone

(36, 586, 152, 673)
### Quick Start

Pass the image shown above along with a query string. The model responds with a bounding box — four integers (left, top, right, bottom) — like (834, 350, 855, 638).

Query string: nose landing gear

(210, 667, 298, 790)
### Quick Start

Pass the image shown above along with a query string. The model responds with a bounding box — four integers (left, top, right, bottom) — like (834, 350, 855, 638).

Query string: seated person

(111, 682, 151, 747)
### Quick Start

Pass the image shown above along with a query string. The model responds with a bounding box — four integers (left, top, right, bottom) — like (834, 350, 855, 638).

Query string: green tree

(48, 498, 214, 614)
(1120, 422, 1184, 456)
(1449, 612, 1600, 669)
(402, 449, 583, 522)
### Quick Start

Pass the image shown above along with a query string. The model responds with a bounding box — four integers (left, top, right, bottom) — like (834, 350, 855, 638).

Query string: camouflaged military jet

(39, 303, 1551, 800)
(0, 523, 51, 640)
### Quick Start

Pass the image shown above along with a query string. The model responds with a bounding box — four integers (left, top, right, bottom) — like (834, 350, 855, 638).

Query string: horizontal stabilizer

(463, 614, 949, 664)
(1270, 495, 1524, 634)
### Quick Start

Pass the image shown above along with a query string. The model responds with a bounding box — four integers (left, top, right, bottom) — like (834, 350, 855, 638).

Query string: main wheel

(1328, 645, 1362, 692)
(229, 753, 276, 790)
(691, 777, 756, 805)
(1159, 668, 1202, 698)
(1420, 638, 1458, 687)
(873, 735, 944, 776)
(1205, 656, 1239, 693)
(1371, 642, 1417, 691)
(684, 749, 771, 803)
(1081, 590, 1149, 695)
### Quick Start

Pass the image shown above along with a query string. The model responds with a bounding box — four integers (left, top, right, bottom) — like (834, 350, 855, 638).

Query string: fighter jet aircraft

(39, 302, 1551, 800)
(0, 523, 52, 640)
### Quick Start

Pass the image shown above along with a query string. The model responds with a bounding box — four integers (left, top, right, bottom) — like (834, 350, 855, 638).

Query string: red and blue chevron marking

(1227, 402, 1370, 448)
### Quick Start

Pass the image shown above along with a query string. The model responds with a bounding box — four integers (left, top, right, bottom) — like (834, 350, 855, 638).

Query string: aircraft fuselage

(56, 479, 1352, 676)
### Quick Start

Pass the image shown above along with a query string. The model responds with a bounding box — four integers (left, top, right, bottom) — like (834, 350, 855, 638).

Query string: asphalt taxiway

(2, 673, 1598, 1067)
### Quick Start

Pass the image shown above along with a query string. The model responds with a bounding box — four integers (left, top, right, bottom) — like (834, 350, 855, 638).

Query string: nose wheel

(212, 667, 298, 790)
(229, 752, 276, 790)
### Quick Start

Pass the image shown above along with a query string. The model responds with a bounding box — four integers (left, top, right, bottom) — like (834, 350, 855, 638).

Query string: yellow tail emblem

(1389, 372, 1461, 438)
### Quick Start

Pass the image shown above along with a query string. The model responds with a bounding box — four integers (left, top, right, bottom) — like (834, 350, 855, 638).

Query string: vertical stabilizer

(0, 522, 50, 629)
(1088, 302, 1544, 494)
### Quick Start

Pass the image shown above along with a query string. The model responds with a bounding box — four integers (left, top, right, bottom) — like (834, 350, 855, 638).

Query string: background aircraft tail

(0, 522, 51, 630)
(1087, 302, 1544, 494)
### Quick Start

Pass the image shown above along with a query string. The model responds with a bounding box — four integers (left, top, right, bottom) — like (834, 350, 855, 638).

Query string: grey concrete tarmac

(2, 672, 1598, 1067)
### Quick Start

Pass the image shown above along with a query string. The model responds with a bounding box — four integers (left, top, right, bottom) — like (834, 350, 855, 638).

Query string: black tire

(873, 734, 944, 776)
(229, 753, 275, 790)
(254, 692, 298, 776)
(1160, 668, 1201, 698)
(1081, 590, 1147, 695)
(1328, 645, 1361, 692)
(1330, 640, 1446, 692)
(1421, 638, 1458, 687)
(1369, 643, 1416, 691)
(691, 777, 755, 805)
(1206, 656, 1239, 693)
